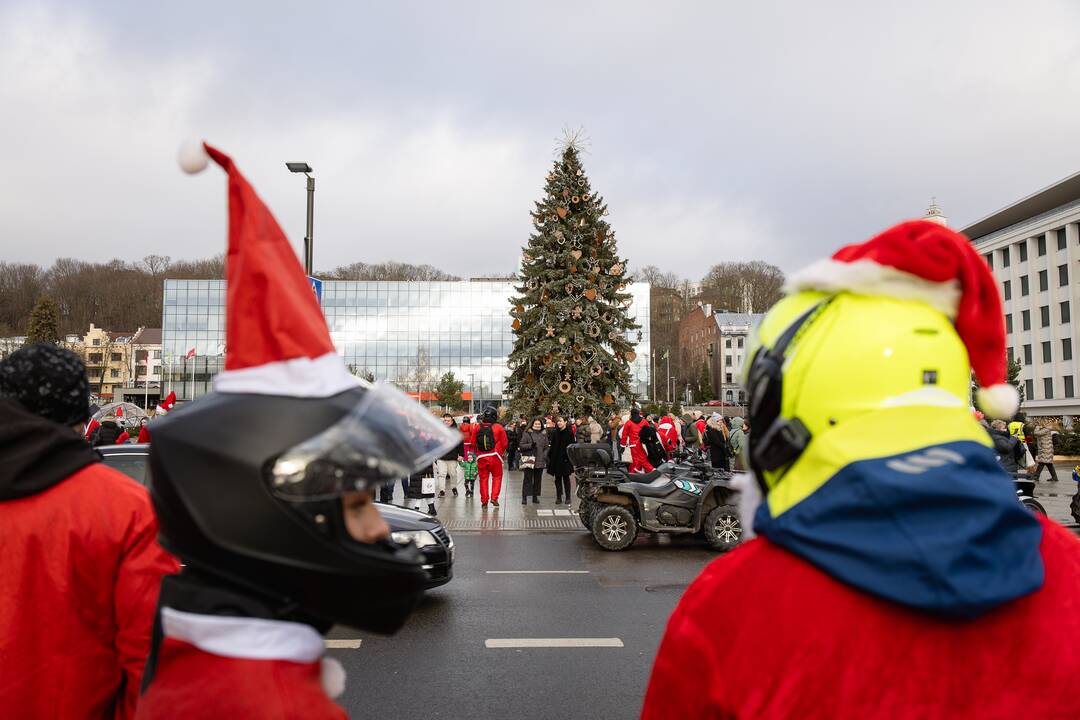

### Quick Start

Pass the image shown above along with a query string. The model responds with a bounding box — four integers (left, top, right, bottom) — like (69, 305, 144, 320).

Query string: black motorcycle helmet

(149, 381, 458, 635)
(481, 405, 499, 423)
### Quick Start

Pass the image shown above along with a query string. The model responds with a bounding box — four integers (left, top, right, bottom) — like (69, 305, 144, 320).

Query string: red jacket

(136, 610, 346, 720)
(137, 425, 152, 443)
(0, 400, 179, 720)
(117, 430, 131, 444)
(642, 517, 1080, 719)
(655, 418, 679, 452)
(470, 421, 508, 456)
(619, 417, 648, 448)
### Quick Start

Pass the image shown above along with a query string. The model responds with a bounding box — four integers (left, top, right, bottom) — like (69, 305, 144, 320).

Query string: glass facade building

(162, 279, 651, 407)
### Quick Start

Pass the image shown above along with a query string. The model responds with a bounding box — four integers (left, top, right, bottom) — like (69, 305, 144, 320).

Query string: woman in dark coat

(704, 413, 731, 471)
(517, 417, 549, 504)
(547, 416, 576, 505)
(407, 463, 437, 516)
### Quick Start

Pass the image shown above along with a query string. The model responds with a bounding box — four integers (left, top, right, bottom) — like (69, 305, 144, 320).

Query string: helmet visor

(268, 382, 459, 502)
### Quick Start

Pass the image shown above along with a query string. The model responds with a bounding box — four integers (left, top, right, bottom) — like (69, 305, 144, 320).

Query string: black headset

(746, 302, 828, 490)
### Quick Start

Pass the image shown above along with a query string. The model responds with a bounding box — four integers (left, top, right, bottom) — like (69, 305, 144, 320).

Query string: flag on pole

(661, 349, 669, 360)
(185, 347, 196, 360)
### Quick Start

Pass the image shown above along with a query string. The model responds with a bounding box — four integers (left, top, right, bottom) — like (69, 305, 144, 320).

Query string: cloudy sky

(3, 0, 1079, 278)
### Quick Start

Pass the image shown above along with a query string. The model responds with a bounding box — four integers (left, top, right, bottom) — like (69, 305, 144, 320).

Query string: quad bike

(569, 443, 743, 552)
(1013, 475, 1046, 516)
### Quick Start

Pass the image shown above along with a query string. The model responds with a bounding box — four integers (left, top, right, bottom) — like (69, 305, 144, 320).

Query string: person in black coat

(704, 413, 731, 471)
(517, 417, 550, 504)
(506, 418, 521, 470)
(407, 463, 437, 516)
(639, 416, 667, 469)
(988, 420, 1025, 475)
(547, 416, 576, 505)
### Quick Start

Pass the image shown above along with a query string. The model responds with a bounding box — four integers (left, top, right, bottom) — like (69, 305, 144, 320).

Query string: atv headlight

(391, 530, 438, 549)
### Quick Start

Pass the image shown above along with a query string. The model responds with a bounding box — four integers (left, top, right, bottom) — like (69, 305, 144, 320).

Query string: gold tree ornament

(511, 319, 521, 330)
(584, 288, 597, 301)
(557, 207, 568, 219)
(571, 249, 582, 260)
(625, 351, 637, 362)
(609, 263, 623, 275)
(571, 195, 580, 204)
(603, 393, 614, 405)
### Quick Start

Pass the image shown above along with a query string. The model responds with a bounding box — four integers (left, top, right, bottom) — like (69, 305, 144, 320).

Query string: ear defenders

(746, 303, 827, 490)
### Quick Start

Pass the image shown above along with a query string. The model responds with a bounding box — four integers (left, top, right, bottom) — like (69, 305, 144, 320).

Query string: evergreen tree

(1006, 355, 1025, 406)
(25, 296, 60, 345)
(507, 139, 639, 417)
(697, 360, 714, 402)
(435, 371, 465, 411)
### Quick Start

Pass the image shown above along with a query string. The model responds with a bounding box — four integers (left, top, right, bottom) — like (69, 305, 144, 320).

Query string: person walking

(0, 343, 179, 720)
(619, 408, 654, 473)
(680, 412, 701, 457)
(91, 417, 130, 446)
(505, 418, 521, 471)
(547, 416, 576, 504)
(704, 412, 731, 470)
(1031, 423, 1059, 481)
(407, 463, 438, 516)
(643, 219, 1080, 719)
(472, 406, 508, 508)
(461, 449, 478, 498)
(517, 417, 549, 504)
(435, 413, 463, 498)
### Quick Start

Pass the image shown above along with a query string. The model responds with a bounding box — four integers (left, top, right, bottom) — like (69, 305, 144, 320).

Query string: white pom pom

(976, 384, 1020, 420)
(320, 656, 346, 699)
(178, 140, 209, 174)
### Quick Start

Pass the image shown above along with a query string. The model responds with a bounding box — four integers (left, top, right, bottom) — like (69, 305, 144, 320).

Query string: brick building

(678, 303, 762, 406)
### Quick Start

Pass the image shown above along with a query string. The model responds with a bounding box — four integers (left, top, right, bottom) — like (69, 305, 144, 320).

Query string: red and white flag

(185, 347, 196, 360)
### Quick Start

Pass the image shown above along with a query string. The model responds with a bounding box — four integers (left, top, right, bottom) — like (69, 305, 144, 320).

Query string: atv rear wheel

(578, 500, 595, 528)
(591, 505, 638, 551)
(704, 505, 743, 551)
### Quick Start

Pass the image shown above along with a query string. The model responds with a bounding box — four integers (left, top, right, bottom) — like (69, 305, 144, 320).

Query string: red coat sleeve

(116, 431, 131, 444)
(113, 502, 181, 719)
(495, 424, 508, 455)
(619, 423, 630, 446)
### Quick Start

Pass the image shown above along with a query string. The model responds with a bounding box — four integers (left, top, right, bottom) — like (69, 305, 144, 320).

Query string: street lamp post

(285, 162, 315, 274)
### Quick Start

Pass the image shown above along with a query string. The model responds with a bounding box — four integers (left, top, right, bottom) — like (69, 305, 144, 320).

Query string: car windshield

(101, 452, 149, 485)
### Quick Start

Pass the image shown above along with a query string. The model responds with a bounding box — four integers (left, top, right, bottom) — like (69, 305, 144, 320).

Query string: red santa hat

(178, 141, 357, 398)
(786, 219, 1019, 419)
(156, 390, 177, 414)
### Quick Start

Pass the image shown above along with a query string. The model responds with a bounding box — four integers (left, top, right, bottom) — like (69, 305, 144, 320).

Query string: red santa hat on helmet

(786, 219, 1019, 419)
(178, 141, 358, 398)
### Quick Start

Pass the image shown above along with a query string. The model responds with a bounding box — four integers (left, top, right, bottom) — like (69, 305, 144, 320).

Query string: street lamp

(286, 162, 315, 275)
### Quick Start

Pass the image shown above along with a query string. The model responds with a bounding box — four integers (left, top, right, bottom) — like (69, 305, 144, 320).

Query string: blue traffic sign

(308, 276, 323, 305)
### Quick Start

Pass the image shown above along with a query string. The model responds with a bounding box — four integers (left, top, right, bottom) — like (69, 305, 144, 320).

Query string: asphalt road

(328, 530, 721, 720)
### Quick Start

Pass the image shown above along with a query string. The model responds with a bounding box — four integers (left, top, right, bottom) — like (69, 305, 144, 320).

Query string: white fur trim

(785, 258, 962, 318)
(178, 140, 209, 174)
(976, 383, 1020, 420)
(320, 657, 347, 699)
(213, 351, 361, 398)
(730, 472, 760, 540)
(161, 607, 325, 663)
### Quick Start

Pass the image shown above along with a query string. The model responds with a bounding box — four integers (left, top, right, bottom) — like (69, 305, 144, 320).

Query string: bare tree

(320, 261, 460, 281)
(700, 261, 785, 314)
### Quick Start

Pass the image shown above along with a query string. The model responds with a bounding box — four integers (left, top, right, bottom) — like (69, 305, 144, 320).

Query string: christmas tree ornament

(573, 353, 582, 362)
(586, 323, 601, 337)
(603, 393, 614, 405)
(545, 326, 555, 337)
(608, 330, 618, 340)
(576, 169, 583, 176)
(562, 188, 570, 199)
(571, 249, 582, 260)
(557, 207, 568, 219)
(609, 263, 624, 275)
(571, 195, 580, 204)
(512, 319, 521, 330)
(572, 306, 583, 319)
(570, 265, 577, 274)
(579, 219, 586, 227)
(584, 288, 597, 301)
(583, 193, 591, 201)
(625, 351, 637, 362)
(591, 364, 602, 376)
(601, 311, 613, 323)
(559, 381, 571, 394)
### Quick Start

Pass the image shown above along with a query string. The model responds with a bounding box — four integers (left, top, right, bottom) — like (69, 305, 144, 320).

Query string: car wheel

(704, 505, 743, 551)
(590, 505, 638, 551)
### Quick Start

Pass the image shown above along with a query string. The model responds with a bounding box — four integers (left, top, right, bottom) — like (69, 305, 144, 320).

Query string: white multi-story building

(963, 172, 1080, 419)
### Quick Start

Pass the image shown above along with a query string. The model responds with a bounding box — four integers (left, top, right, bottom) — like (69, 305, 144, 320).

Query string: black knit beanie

(0, 343, 91, 426)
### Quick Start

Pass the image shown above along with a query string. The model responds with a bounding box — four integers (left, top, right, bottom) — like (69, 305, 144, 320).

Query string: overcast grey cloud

(2, 0, 1079, 277)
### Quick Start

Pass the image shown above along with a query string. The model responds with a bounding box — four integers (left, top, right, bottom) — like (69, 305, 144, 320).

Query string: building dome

(923, 197, 948, 226)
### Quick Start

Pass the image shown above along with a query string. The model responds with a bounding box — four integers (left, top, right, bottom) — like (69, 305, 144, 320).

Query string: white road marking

(485, 638, 624, 649)
(536, 509, 554, 516)
(325, 639, 363, 649)
(486, 570, 590, 574)
(553, 509, 572, 516)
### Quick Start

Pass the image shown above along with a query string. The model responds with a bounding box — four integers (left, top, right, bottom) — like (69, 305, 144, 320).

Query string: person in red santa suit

(138, 391, 177, 444)
(655, 412, 679, 456)
(642, 220, 1080, 719)
(619, 407, 654, 473)
(472, 405, 508, 507)
(135, 142, 459, 720)
(0, 343, 179, 720)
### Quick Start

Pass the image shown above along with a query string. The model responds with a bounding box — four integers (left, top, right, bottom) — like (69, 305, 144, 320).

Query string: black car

(98, 444, 454, 588)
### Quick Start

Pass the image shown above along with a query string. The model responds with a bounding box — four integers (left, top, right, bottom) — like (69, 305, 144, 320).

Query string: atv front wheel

(1022, 497, 1047, 516)
(578, 500, 596, 528)
(591, 505, 638, 551)
(704, 505, 743, 551)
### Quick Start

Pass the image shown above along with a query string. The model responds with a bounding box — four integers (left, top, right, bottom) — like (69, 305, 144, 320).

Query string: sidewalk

(383, 469, 584, 532)
(1031, 463, 1079, 530)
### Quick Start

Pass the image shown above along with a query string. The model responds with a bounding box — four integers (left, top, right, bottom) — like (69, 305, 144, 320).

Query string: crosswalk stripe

(485, 638, 624, 649)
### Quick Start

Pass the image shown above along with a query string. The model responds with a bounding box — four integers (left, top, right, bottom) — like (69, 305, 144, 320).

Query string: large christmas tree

(507, 140, 639, 417)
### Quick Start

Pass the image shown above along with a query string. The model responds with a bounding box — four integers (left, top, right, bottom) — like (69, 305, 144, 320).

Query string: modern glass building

(162, 279, 651, 407)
